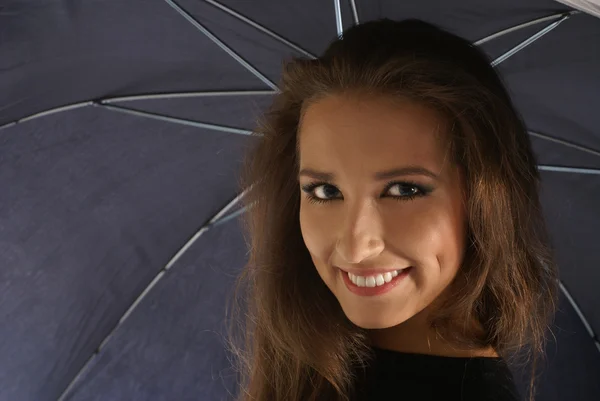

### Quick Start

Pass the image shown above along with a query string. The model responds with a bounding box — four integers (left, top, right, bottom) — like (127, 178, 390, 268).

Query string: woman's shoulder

(459, 356, 522, 401)
(353, 349, 521, 401)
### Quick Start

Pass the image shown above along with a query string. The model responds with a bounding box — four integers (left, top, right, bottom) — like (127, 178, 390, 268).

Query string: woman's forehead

(297, 94, 452, 176)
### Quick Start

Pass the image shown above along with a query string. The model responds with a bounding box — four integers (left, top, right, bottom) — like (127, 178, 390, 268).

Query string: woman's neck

(367, 306, 498, 358)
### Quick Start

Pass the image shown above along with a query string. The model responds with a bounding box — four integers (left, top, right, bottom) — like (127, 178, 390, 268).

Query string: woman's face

(297, 93, 467, 330)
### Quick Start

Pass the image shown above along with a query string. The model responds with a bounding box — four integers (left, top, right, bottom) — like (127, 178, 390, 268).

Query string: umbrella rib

(474, 10, 579, 46)
(55, 189, 250, 401)
(164, 0, 279, 91)
(559, 281, 600, 354)
(537, 165, 600, 175)
(334, 0, 344, 37)
(491, 11, 578, 67)
(203, 0, 316, 59)
(349, 0, 360, 25)
(103, 90, 277, 103)
(97, 102, 255, 136)
(529, 130, 600, 158)
(0, 101, 94, 131)
(209, 204, 250, 228)
(0, 91, 275, 131)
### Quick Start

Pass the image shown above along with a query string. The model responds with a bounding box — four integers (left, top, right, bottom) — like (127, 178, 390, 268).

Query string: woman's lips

(340, 266, 413, 296)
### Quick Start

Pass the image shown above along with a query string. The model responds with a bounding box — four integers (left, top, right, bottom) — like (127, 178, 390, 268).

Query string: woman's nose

(335, 204, 384, 264)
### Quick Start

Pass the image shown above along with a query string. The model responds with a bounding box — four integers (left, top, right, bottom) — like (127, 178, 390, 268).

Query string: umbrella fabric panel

(0, 0, 270, 127)
(185, 0, 316, 80)
(532, 295, 600, 401)
(539, 171, 600, 340)
(497, 12, 600, 153)
(351, 0, 569, 43)
(0, 106, 252, 401)
(0, 0, 587, 127)
(61, 219, 247, 401)
(530, 135, 600, 170)
(203, 0, 351, 56)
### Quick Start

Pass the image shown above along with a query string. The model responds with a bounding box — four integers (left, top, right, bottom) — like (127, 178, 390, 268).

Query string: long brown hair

(226, 19, 558, 401)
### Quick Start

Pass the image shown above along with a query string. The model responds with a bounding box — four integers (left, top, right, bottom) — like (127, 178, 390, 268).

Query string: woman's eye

(388, 184, 420, 197)
(301, 181, 429, 204)
(313, 184, 340, 200)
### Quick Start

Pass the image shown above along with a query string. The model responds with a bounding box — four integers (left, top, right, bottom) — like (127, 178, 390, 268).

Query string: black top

(352, 346, 521, 401)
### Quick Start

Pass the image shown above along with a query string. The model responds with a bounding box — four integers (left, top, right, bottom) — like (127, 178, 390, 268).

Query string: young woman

(227, 18, 558, 401)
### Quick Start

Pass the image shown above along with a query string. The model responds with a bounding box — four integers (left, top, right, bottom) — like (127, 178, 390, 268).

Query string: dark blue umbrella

(1, 1, 599, 400)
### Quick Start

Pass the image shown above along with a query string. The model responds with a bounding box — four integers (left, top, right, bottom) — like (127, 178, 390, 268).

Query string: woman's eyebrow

(298, 165, 440, 181)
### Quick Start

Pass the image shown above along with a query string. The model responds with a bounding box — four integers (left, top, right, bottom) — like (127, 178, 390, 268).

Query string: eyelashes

(300, 180, 433, 205)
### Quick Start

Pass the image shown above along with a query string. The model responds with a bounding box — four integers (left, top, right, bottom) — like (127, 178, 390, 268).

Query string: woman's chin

(346, 313, 406, 330)
(354, 321, 391, 329)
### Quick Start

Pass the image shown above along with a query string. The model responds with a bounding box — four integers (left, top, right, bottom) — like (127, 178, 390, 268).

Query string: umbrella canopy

(1, 1, 599, 400)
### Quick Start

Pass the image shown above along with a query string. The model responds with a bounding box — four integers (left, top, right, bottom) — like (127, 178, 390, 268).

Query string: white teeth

(348, 270, 402, 288)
